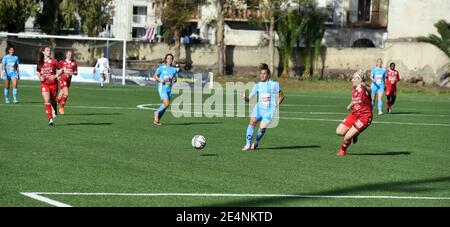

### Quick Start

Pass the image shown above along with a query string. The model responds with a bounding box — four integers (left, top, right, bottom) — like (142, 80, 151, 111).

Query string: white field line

(2, 103, 450, 127)
(20, 192, 450, 207)
(20, 192, 72, 207)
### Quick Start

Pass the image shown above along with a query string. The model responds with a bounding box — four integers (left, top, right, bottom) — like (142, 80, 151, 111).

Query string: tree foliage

(417, 20, 450, 59)
(0, 0, 39, 33)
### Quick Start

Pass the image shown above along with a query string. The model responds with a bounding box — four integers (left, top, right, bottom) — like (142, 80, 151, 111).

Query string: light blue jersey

(370, 67, 387, 94)
(2, 54, 19, 79)
(155, 64, 178, 100)
(250, 80, 281, 124)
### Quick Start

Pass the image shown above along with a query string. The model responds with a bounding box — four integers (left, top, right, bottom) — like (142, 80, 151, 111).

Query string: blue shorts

(251, 105, 276, 125)
(2, 73, 18, 80)
(158, 85, 172, 100)
(371, 83, 385, 94)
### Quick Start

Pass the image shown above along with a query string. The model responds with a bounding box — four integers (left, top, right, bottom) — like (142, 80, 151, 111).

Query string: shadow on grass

(165, 122, 222, 126)
(387, 112, 421, 115)
(200, 154, 218, 157)
(259, 145, 321, 151)
(205, 176, 450, 207)
(349, 151, 411, 156)
(59, 123, 114, 126)
(64, 113, 122, 116)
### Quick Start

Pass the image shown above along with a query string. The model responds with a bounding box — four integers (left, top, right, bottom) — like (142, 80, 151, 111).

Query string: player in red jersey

(385, 62, 400, 113)
(37, 46, 62, 126)
(335, 71, 373, 156)
(56, 50, 78, 115)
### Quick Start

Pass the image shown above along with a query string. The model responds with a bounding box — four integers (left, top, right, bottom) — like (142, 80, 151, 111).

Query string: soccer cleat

(59, 107, 65, 115)
(250, 143, 259, 150)
(5, 99, 10, 104)
(378, 111, 384, 115)
(337, 148, 346, 156)
(352, 137, 358, 144)
(153, 120, 161, 126)
(388, 108, 393, 113)
(13, 100, 18, 104)
(48, 118, 54, 126)
(241, 144, 251, 151)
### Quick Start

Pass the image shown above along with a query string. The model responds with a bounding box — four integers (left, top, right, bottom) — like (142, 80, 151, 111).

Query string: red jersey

(386, 69, 400, 93)
(38, 58, 60, 85)
(59, 59, 78, 79)
(351, 83, 372, 117)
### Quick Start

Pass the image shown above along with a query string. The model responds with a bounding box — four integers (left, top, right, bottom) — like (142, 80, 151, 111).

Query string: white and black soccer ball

(192, 135, 206, 150)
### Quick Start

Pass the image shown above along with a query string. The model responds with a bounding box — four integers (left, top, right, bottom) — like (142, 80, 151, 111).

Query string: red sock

(386, 100, 391, 110)
(61, 95, 68, 109)
(45, 104, 53, 119)
(341, 140, 351, 152)
(56, 97, 61, 104)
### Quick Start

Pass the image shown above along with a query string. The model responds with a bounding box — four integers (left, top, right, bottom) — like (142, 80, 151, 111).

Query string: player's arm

(277, 90, 285, 107)
(1, 57, 6, 78)
(93, 59, 99, 73)
(153, 67, 163, 83)
(346, 101, 353, 111)
(16, 63, 20, 80)
(73, 61, 78, 76)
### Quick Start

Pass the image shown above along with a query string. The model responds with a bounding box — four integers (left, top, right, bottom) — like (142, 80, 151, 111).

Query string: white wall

(388, 0, 450, 39)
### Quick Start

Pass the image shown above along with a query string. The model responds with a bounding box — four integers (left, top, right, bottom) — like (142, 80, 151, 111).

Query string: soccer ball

(192, 135, 206, 150)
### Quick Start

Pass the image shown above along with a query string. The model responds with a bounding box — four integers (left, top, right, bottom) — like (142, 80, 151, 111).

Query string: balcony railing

(133, 15, 148, 24)
(223, 6, 268, 21)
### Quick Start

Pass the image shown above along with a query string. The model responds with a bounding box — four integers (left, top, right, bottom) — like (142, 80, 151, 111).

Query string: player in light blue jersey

(1, 46, 20, 104)
(370, 58, 387, 115)
(153, 53, 178, 125)
(241, 63, 285, 150)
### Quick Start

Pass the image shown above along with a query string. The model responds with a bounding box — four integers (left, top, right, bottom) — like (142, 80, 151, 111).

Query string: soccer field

(1, 81, 449, 207)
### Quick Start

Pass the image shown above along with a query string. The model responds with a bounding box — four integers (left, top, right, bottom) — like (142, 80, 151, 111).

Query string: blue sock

(246, 125, 255, 145)
(4, 88, 8, 100)
(378, 98, 383, 112)
(154, 104, 167, 119)
(255, 128, 266, 144)
(13, 88, 17, 101)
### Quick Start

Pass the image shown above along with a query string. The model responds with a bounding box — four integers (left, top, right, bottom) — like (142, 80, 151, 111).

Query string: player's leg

(252, 111, 275, 149)
(154, 97, 170, 125)
(370, 84, 377, 107)
(336, 123, 350, 137)
(41, 89, 54, 125)
(338, 126, 360, 156)
(390, 94, 397, 111)
(243, 117, 258, 150)
(377, 92, 383, 115)
(59, 87, 69, 114)
(4, 78, 10, 103)
(386, 94, 391, 113)
(50, 86, 58, 118)
(99, 73, 104, 88)
(11, 77, 18, 103)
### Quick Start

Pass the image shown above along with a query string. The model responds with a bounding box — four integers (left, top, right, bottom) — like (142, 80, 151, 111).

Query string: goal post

(0, 32, 128, 85)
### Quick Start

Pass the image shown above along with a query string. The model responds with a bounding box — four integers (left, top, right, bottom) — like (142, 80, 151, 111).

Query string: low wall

(1, 38, 448, 85)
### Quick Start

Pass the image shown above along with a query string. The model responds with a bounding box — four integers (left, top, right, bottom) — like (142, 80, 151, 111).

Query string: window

(133, 6, 147, 16)
(357, 0, 371, 22)
(132, 27, 146, 39)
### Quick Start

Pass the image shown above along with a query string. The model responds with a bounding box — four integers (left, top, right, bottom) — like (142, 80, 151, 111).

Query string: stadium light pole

(0, 32, 127, 86)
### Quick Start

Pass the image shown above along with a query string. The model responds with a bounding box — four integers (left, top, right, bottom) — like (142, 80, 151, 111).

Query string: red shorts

(40, 83, 58, 97)
(59, 76, 72, 89)
(386, 87, 397, 96)
(342, 113, 372, 132)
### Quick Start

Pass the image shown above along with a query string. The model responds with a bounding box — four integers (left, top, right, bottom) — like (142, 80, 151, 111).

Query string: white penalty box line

(20, 192, 450, 207)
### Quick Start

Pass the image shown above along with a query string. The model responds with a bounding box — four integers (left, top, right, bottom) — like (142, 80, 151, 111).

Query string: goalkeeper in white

(93, 52, 110, 88)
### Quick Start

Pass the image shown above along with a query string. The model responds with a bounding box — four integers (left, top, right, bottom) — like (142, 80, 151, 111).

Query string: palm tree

(417, 20, 450, 59)
(277, 10, 302, 77)
(300, 8, 327, 79)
